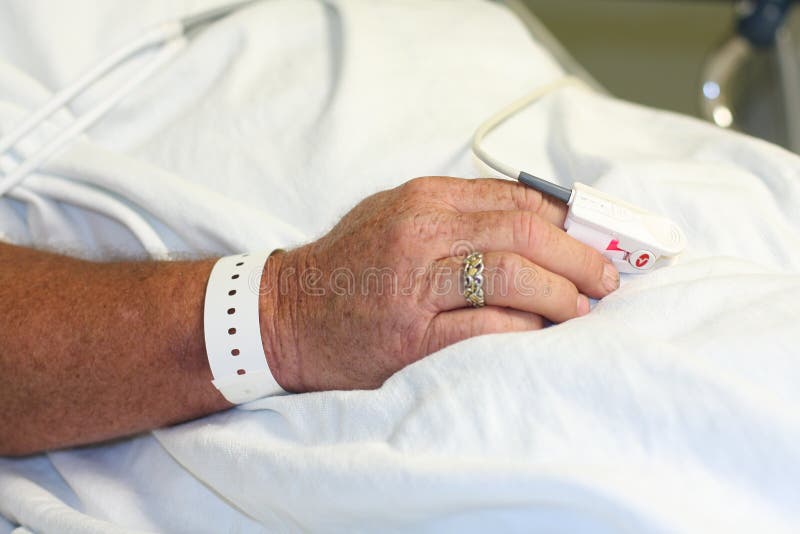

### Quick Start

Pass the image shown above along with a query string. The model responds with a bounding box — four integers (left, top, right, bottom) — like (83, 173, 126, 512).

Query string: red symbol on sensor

(635, 253, 651, 268)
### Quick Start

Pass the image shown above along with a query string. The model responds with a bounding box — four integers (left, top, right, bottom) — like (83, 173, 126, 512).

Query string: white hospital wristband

(203, 251, 285, 404)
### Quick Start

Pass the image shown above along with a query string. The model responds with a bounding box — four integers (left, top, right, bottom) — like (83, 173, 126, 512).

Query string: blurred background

(512, 0, 800, 153)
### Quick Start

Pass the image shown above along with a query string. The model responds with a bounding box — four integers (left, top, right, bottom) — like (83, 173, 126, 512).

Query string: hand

(260, 177, 620, 392)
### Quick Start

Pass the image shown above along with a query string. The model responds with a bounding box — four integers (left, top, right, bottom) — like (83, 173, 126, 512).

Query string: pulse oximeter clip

(562, 179, 684, 273)
(473, 77, 686, 273)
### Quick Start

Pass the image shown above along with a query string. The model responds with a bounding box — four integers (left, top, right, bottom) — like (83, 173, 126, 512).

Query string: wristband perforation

(204, 252, 285, 404)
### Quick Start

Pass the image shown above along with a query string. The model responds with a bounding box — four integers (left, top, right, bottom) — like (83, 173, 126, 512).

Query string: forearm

(0, 243, 235, 455)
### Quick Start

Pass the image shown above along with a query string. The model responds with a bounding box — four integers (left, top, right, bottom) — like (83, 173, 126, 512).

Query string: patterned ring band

(462, 252, 486, 308)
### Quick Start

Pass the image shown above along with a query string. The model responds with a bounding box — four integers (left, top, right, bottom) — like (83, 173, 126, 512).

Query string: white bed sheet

(1, 0, 799, 532)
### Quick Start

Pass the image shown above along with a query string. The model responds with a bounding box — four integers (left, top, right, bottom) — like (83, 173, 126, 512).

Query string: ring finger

(424, 252, 591, 324)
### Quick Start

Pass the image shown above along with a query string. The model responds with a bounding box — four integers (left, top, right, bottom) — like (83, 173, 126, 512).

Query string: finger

(424, 253, 591, 324)
(404, 176, 568, 227)
(423, 306, 545, 355)
(449, 178, 568, 226)
(431, 210, 618, 299)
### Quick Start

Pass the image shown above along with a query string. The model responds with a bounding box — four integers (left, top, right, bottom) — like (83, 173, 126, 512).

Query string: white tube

(0, 22, 183, 157)
(471, 76, 590, 179)
(0, 38, 187, 197)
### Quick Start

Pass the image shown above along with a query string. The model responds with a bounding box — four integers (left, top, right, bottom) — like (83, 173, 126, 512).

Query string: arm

(0, 244, 244, 455)
(0, 177, 619, 456)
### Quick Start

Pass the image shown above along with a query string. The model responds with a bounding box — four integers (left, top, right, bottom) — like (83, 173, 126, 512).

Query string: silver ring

(463, 252, 486, 308)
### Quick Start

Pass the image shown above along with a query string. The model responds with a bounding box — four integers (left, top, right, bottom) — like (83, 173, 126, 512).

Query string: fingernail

(577, 294, 590, 317)
(602, 263, 620, 293)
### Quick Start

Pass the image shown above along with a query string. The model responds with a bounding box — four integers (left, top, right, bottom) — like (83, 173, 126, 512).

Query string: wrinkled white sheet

(1, 0, 800, 532)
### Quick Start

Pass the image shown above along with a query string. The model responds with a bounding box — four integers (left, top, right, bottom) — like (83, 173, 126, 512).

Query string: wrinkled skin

(261, 176, 620, 392)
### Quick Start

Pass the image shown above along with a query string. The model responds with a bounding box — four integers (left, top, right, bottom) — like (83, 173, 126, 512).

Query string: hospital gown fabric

(1, 0, 800, 532)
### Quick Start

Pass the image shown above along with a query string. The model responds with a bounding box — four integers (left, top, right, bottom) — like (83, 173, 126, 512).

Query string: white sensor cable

(471, 75, 590, 202)
(471, 75, 687, 273)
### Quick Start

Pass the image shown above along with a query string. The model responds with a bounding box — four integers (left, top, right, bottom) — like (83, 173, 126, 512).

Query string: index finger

(417, 177, 569, 228)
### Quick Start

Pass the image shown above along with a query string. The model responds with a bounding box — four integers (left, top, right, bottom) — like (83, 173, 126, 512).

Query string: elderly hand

(261, 177, 620, 392)
(0, 176, 622, 454)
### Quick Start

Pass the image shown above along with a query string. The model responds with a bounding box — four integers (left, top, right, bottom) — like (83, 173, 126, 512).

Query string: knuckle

(513, 211, 544, 251)
(560, 277, 579, 299)
(536, 193, 562, 219)
(512, 182, 544, 212)
(400, 176, 442, 198)
(549, 276, 579, 318)
(499, 310, 519, 331)
(580, 245, 605, 281)
(472, 178, 498, 200)
(401, 177, 428, 196)
(494, 252, 523, 280)
(541, 271, 575, 301)
(530, 315, 545, 329)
